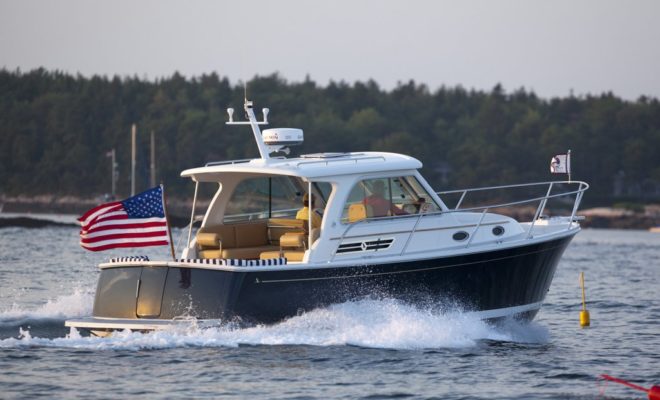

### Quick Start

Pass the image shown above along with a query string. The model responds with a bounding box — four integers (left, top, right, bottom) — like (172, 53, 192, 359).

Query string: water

(0, 225, 658, 399)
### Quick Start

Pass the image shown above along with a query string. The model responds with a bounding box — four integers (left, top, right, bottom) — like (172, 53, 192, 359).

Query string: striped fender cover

(175, 258, 287, 267)
(109, 256, 150, 263)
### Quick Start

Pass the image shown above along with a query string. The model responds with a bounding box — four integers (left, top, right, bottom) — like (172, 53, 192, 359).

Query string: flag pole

(568, 149, 572, 183)
(131, 124, 137, 196)
(160, 183, 176, 261)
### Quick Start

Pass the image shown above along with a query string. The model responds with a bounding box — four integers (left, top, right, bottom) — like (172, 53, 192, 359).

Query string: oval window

(452, 231, 469, 241)
(492, 226, 505, 236)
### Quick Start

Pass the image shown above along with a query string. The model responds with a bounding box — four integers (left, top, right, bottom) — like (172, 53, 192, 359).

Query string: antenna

(226, 100, 271, 159)
(225, 98, 304, 160)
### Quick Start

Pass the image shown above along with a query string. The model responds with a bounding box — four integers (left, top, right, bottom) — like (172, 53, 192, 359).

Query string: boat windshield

(224, 175, 330, 224)
(341, 176, 440, 223)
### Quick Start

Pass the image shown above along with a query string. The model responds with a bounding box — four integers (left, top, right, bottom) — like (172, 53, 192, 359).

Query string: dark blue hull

(92, 235, 574, 324)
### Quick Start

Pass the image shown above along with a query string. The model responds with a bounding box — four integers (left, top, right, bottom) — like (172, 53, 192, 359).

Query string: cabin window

(341, 176, 440, 223)
(452, 231, 469, 241)
(224, 176, 329, 223)
(492, 226, 505, 236)
(314, 182, 332, 204)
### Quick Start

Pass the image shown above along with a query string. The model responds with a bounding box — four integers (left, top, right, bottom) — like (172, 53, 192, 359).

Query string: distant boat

(650, 227, 660, 233)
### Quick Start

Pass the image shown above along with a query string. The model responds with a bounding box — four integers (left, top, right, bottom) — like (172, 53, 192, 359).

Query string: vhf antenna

(243, 81, 249, 119)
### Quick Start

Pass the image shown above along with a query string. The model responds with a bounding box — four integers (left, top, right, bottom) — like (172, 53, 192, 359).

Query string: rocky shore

(578, 206, 660, 230)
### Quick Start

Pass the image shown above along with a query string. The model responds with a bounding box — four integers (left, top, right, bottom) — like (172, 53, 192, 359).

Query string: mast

(150, 130, 156, 187)
(225, 98, 301, 159)
(110, 148, 117, 198)
(106, 149, 117, 198)
(245, 101, 270, 159)
(226, 99, 271, 159)
(131, 124, 136, 196)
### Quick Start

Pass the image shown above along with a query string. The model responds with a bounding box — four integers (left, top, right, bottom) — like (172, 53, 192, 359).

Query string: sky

(1, 0, 659, 100)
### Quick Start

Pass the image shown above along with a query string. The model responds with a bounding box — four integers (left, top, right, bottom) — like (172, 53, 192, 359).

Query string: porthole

(492, 226, 505, 236)
(452, 231, 469, 241)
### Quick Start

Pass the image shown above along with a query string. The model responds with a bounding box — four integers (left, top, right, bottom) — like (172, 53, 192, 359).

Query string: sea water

(0, 224, 658, 399)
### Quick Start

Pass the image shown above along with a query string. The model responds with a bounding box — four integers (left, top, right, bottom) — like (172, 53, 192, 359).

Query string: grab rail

(205, 159, 252, 167)
(295, 155, 386, 168)
(205, 157, 287, 167)
(330, 180, 589, 261)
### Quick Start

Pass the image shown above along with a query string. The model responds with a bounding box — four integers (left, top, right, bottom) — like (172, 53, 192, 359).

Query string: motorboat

(66, 99, 589, 336)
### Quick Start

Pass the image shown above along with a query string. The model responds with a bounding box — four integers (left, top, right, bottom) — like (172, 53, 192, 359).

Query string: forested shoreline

(1, 68, 659, 206)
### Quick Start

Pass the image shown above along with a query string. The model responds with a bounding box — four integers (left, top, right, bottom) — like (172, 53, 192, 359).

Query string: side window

(314, 182, 332, 206)
(224, 176, 303, 223)
(270, 176, 304, 217)
(391, 177, 412, 206)
(340, 180, 369, 223)
(341, 178, 398, 222)
(341, 176, 440, 223)
(399, 176, 441, 214)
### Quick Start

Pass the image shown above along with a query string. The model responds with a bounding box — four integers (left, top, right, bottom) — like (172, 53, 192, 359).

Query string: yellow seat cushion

(235, 223, 269, 248)
(198, 225, 237, 248)
(267, 219, 305, 245)
(199, 249, 223, 259)
(348, 204, 373, 222)
(259, 250, 305, 262)
(196, 232, 221, 248)
(259, 251, 281, 260)
(280, 232, 305, 248)
(283, 251, 305, 262)
(221, 246, 279, 260)
(196, 222, 281, 260)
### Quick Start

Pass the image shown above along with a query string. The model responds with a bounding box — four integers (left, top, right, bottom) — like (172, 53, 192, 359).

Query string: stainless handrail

(437, 180, 585, 196)
(205, 159, 252, 167)
(526, 182, 554, 239)
(454, 191, 467, 210)
(205, 156, 287, 167)
(437, 181, 588, 213)
(295, 155, 387, 168)
(466, 209, 488, 247)
(399, 211, 426, 256)
(330, 220, 359, 261)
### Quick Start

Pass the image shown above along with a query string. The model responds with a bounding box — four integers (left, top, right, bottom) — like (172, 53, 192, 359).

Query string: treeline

(1, 68, 659, 204)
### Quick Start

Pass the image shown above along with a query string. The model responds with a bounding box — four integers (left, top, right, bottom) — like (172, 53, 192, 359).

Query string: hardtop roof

(181, 152, 422, 181)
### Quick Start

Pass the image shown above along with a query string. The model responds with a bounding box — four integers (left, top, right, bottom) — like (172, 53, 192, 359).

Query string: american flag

(78, 186, 170, 252)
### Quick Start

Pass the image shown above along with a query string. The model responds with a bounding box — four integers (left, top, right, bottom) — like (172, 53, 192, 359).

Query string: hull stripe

(467, 301, 543, 320)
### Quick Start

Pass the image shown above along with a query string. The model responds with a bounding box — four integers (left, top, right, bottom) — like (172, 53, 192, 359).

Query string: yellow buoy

(580, 309, 590, 326)
(579, 272, 590, 327)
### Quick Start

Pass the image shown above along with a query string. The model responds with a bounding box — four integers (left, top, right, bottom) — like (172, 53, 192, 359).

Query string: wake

(0, 288, 93, 325)
(0, 298, 549, 350)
